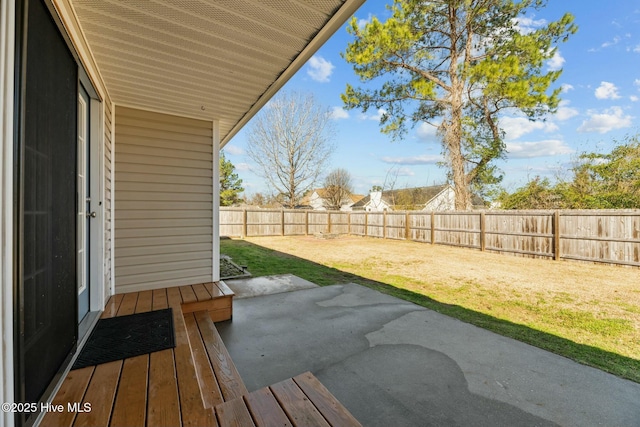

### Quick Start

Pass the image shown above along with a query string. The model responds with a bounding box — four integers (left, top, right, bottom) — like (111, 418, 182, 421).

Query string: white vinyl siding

(114, 106, 213, 293)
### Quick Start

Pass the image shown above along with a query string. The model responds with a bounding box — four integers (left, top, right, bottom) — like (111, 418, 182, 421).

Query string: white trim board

(212, 120, 220, 282)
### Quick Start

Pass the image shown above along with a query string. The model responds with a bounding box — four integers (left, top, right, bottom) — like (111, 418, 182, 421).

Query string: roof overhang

(69, 0, 365, 146)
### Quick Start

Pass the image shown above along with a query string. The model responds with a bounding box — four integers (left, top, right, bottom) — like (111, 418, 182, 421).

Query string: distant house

(352, 185, 484, 211)
(301, 188, 365, 211)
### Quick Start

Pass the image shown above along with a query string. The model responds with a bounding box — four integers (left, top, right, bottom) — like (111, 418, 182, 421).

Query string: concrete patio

(218, 280, 640, 427)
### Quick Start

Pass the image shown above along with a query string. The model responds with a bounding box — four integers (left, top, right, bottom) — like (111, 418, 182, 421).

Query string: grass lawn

(220, 235, 640, 383)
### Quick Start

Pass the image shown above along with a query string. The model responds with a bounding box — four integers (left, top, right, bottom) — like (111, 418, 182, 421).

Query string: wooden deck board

(209, 307, 233, 323)
(41, 366, 94, 427)
(192, 283, 213, 301)
(270, 379, 330, 427)
(215, 398, 256, 427)
(147, 349, 181, 427)
(102, 294, 124, 319)
(293, 372, 361, 427)
(216, 281, 235, 297)
(109, 292, 153, 427)
(152, 288, 168, 310)
(135, 290, 154, 313)
(117, 292, 139, 316)
(195, 310, 248, 401)
(168, 289, 217, 427)
(73, 361, 122, 427)
(244, 387, 293, 427)
(205, 282, 225, 298)
(109, 355, 149, 427)
(167, 286, 183, 307)
(184, 312, 225, 409)
(181, 296, 231, 314)
(179, 285, 198, 304)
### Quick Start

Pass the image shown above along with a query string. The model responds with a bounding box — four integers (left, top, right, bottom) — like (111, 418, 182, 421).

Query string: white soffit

(70, 0, 365, 145)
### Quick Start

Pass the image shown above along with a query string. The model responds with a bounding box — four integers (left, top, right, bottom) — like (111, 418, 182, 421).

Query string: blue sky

(224, 1, 640, 198)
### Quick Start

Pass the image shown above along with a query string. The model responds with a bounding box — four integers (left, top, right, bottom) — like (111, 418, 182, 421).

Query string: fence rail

(220, 208, 640, 268)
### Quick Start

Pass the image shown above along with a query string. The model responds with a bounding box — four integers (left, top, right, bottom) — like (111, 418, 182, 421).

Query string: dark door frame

(13, 0, 88, 425)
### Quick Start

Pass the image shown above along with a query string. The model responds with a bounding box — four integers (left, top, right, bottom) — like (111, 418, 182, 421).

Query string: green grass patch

(220, 238, 640, 383)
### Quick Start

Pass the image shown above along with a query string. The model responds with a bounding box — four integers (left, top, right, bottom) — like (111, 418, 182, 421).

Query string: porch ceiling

(70, 0, 365, 145)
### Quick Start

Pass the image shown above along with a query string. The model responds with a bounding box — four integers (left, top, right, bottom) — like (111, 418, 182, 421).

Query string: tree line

(498, 134, 640, 209)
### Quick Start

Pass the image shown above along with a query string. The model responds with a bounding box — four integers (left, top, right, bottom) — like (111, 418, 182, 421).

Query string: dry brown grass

(242, 235, 640, 362)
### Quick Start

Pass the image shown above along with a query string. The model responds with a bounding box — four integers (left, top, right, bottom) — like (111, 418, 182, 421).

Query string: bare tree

(323, 168, 353, 210)
(246, 91, 335, 208)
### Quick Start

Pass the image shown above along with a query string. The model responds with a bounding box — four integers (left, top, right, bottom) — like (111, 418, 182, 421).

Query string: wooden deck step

(188, 310, 248, 402)
(181, 281, 234, 323)
(214, 372, 361, 427)
(167, 289, 217, 427)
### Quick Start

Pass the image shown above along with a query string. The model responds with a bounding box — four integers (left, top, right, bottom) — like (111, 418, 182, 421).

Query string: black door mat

(72, 308, 175, 370)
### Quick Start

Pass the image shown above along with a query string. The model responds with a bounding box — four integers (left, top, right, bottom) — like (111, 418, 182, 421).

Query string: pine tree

(220, 152, 244, 206)
(342, 0, 576, 209)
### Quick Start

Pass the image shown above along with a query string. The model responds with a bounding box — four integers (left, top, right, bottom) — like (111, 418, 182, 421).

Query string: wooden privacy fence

(220, 208, 640, 268)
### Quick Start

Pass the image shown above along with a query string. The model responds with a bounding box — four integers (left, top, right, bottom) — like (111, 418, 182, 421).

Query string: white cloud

(306, 55, 334, 83)
(501, 117, 558, 140)
(371, 108, 386, 121)
(513, 16, 547, 34)
(635, 79, 640, 89)
(631, 95, 639, 102)
(381, 154, 441, 165)
(397, 167, 415, 177)
(357, 14, 373, 29)
(360, 108, 386, 121)
(555, 106, 579, 121)
(416, 122, 438, 139)
(634, 44, 640, 53)
(601, 36, 621, 48)
(577, 107, 633, 133)
(330, 106, 349, 120)
(547, 50, 565, 71)
(223, 145, 244, 155)
(506, 139, 573, 159)
(595, 81, 621, 99)
(235, 163, 252, 171)
(554, 101, 578, 121)
(560, 83, 574, 93)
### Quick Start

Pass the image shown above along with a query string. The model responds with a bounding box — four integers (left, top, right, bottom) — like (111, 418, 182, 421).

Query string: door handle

(87, 211, 97, 218)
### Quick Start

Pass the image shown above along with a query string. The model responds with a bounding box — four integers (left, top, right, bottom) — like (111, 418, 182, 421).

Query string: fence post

(553, 210, 561, 260)
(348, 212, 351, 235)
(328, 211, 332, 234)
(480, 211, 486, 251)
(305, 210, 309, 235)
(364, 211, 368, 237)
(405, 212, 410, 240)
(281, 209, 285, 236)
(383, 211, 387, 239)
(430, 212, 435, 244)
(242, 209, 248, 238)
